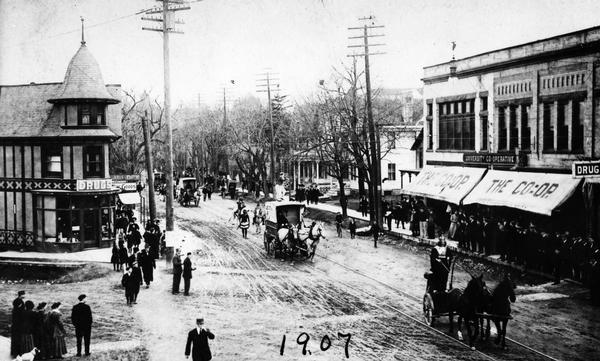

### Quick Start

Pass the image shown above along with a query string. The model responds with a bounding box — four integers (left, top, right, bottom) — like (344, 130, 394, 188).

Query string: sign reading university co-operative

(76, 179, 113, 192)
(463, 153, 521, 165)
(572, 161, 600, 178)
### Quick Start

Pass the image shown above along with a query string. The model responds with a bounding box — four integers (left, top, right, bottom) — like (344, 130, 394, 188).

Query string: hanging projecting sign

(76, 179, 113, 192)
(463, 170, 581, 215)
(401, 166, 487, 204)
(572, 161, 600, 178)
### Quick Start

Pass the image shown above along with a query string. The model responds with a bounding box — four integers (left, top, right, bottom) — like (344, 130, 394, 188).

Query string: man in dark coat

(122, 268, 137, 305)
(183, 252, 196, 296)
(71, 294, 93, 356)
(131, 263, 143, 303)
(139, 248, 156, 288)
(173, 249, 183, 294)
(185, 318, 215, 361)
(11, 290, 25, 356)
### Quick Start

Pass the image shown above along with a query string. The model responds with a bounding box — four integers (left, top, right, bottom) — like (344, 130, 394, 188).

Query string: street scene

(2, 0, 600, 360)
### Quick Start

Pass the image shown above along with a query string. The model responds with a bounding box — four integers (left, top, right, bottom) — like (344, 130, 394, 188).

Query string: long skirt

(20, 333, 35, 353)
(51, 335, 67, 357)
(448, 222, 458, 239)
(240, 221, 249, 229)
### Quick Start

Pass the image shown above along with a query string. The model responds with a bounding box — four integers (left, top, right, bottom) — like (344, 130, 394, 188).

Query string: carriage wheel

(423, 293, 435, 326)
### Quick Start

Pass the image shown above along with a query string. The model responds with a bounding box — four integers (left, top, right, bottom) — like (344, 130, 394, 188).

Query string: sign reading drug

(76, 179, 113, 192)
(401, 166, 486, 204)
(463, 170, 581, 215)
(572, 161, 600, 178)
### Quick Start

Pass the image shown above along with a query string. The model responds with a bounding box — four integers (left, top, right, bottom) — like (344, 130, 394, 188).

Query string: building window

(426, 119, 433, 150)
(438, 100, 475, 151)
(521, 105, 531, 151)
(42, 145, 62, 178)
(572, 100, 584, 152)
(78, 104, 106, 125)
(481, 115, 488, 151)
(509, 105, 518, 151)
(83, 145, 104, 178)
(543, 102, 554, 151)
(498, 107, 507, 150)
(480, 96, 488, 111)
(387, 163, 396, 181)
(556, 101, 569, 151)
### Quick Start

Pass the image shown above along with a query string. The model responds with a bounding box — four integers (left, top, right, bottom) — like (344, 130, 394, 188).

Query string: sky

(2, 0, 600, 108)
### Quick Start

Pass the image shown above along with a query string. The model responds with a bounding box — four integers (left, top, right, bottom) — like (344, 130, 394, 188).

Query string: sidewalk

(306, 200, 554, 281)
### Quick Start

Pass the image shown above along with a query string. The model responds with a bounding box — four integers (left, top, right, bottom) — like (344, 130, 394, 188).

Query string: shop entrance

(82, 208, 99, 248)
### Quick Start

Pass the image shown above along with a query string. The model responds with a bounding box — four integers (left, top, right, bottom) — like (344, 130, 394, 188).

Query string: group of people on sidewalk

(294, 184, 322, 204)
(172, 248, 197, 296)
(10, 291, 93, 359)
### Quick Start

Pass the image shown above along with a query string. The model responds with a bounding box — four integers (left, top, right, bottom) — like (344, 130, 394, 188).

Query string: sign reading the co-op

(76, 179, 113, 192)
(572, 161, 600, 178)
(402, 166, 487, 204)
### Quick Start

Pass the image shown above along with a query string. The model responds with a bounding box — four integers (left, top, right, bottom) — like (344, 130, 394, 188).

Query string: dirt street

(132, 197, 600, 361)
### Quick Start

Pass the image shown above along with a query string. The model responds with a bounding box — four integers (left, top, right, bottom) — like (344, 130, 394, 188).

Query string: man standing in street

(173, 248, 183, 294)
(122, 268, 136, 306)
(10, 290, 25, 356)
(71, 294, 92, 357)
(185, 318, 215, 361)
(183, 252, 196, 296)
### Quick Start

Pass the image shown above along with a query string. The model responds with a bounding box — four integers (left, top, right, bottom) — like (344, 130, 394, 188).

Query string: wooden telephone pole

(348, 16, 385, 227)
(142, 0, 190, 231)
(141, 110, 157, 221)
(257, 71, 280, 195)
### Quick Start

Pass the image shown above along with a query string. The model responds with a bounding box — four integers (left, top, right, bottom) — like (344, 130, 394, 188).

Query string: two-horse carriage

(263, 201, 324, 264)
(423, 260, 515, 350)
(177, 177, 200, 207)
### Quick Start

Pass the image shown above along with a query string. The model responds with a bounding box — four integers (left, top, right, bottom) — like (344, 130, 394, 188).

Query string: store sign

(76, 179, 113, 192)
(572, 161, 600, 178)
(402, 166, 487, 204)
(113, 181, 138, 192)
(463, 153, 522, 165)
(463, 170, 581, 215)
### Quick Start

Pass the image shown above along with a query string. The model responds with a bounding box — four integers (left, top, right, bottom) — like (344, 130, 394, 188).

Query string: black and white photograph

(1, 0, 600, 360)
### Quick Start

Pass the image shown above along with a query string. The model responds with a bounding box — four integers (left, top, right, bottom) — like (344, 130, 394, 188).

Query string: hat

(18, 290, 25, 296)
(196, 318, 204, 324)
(36, 302, 47, 310)
(51, 302, 61, 309)
(78, 294, 86, 301)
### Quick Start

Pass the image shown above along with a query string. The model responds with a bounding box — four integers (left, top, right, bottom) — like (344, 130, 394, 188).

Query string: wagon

(263, 201, 305, 257)
(228, 182, 237, 199)
(177, 177, 199, 206)
(422, 259, 456, 326)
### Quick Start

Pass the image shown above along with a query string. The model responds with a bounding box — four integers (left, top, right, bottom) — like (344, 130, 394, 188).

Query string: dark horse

(479, 274, 516, 349)
(447, 274, 486, 350)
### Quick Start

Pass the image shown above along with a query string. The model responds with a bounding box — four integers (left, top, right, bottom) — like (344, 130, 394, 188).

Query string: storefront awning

(462, 170, 581, 215)
(118, 192, 141, 205)
(401, 166, 487, 204)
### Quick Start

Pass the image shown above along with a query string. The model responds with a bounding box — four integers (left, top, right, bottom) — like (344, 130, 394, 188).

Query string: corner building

(415, 26, 600, 240)
(0, 39, 122, 252)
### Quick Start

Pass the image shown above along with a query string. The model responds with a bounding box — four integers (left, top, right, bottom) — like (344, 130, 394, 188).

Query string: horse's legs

(486, 318, 491, 340)
(466, 317, 475, 349)
(501, 320, 508, 349)
(493, 319, 501, 344)
(449, 311, 455, 335)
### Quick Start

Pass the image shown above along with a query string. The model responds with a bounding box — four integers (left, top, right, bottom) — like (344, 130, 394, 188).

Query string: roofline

(423, 24, 600, 70)
(0, 82, 62, 88)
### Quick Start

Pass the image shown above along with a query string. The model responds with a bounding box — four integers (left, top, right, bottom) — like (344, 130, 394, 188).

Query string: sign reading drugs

(76, 179, 113, 192)
(463, 170, 581, 215)
(401, 166, 486, 204)
(572, 161, 600, 178)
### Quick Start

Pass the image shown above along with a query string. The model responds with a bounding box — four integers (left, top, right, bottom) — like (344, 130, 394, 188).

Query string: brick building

(406, 25, 600, 239)
(0, 38, 122, 252)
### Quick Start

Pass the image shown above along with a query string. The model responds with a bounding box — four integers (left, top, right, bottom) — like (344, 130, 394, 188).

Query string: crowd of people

(10, 291, 93, 359)
(294, 184, 322, 204)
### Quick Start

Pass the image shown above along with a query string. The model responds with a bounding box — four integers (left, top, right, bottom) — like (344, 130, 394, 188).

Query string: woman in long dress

(47, 302, 67, 358)
(19, 301, 35, 354)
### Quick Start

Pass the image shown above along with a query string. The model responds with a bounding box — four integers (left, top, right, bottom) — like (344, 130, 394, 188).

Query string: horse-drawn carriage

(263, 201, 325, 264)
(422, 260, 515, 350)
(177, 177, 200, 207)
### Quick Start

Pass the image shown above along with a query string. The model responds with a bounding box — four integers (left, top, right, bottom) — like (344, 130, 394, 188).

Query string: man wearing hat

(11, 290, 26, 356)
(173, 248, 183, 294)
(185, 318, 215, 361)
(71, 294, 93, 356)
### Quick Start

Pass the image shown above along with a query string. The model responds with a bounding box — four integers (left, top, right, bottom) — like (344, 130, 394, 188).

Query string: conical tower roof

(48, 43, 119, 104)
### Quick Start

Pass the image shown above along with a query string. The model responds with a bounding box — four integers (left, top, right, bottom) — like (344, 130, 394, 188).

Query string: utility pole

(348, 16, 385, 227)
(142, 0, 190, 231)
(141, 110, 157, 222)
(257, 71, 280, 196)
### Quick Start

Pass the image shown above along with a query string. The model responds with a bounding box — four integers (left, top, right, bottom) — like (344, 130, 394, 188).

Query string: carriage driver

(430, 237, 452, 293)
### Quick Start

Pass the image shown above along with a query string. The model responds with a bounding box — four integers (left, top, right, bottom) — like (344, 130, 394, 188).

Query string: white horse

(295, 222, 325, 262)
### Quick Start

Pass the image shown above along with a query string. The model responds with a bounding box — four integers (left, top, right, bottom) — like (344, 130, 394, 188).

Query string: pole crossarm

(347, 52, 386, 57)
(348, 43, 385, 48)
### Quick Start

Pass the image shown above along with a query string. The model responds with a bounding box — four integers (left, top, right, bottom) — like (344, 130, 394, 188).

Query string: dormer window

(78, 104, 105, 125)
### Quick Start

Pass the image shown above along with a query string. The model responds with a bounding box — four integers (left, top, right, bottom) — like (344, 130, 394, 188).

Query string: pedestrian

(372, 222, 380, 248)
(419, 207, 429, 238)
(11, 290, 25, 356)
(385, 204, 393, 231)
(47, 302, 67, 359)
(393, 202, 404, 229)
(140, 248, 156, 288)
(71, 294, 92, 357)
(118, 240, 129, 271)
(131, 262, 143, 303)
(111, 242, 120, 271)
(128, 247, 140, 268)
(448, 210, 458, 239)
(348, 218, 356, 239)
(19, 300, 35, 355)
(183, 252, 196, 296)
(185, 318, 215, 361)
(335, 212, 343, 237)
(122, 268, 136, 306)
(239, 209, 250, 239)
(360, 196, 369, 217)
(173, 248, 183, 294)
(33, 302, 47, 359)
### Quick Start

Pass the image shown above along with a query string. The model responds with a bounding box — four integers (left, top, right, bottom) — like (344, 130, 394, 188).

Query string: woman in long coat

(33, 302, 47, 359)
(47, 302, 67, 358)
(19, 301, 35, 354)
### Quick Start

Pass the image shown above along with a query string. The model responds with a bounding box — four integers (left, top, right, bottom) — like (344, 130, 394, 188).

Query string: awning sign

(463, 170, 581, 215)
(118, 192, 141, 205)
(76, 179, 113, 192)
(401, 166, 487, 204)
(572, 161, 600, 178)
